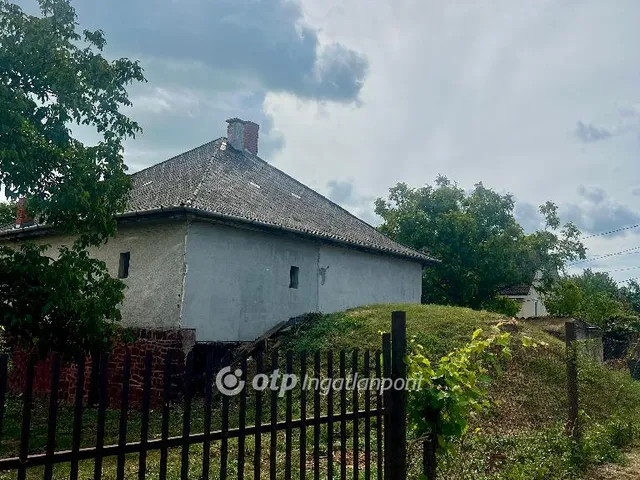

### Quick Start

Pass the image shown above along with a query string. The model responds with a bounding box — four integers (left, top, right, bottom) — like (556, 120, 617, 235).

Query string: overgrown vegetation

(283, 304, 640, 479)
(546, 270, 640, 331)
(480, 295, 521, 316)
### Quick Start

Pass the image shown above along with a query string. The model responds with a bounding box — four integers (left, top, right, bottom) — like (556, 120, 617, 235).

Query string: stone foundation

(7, 328, 196, 408)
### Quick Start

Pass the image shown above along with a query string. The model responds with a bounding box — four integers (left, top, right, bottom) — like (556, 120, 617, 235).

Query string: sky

(15, 0, 640, 283)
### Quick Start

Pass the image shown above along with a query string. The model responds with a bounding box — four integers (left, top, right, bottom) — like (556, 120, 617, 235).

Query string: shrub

(482, 296, 520, 317)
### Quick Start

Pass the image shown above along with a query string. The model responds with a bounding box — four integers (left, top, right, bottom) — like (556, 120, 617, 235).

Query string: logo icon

(216, 366, 245, 396)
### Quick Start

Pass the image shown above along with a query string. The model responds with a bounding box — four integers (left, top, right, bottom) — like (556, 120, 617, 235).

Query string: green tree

(545, 270, 637, 328)
(0, 201, 15, 226)
(619, 280, 640, 314)
(0, 0, 145, 356)
(374, 176, 586, 308)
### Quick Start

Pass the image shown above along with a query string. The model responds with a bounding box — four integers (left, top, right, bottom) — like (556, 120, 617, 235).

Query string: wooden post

(389, 311, 407, 480)
(565, 321, 580, 442)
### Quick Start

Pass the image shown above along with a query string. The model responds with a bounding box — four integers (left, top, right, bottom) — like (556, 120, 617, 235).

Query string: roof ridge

(130, 138, 224, 177)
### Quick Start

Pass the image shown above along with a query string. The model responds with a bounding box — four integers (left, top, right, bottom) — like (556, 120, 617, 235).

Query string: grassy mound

(282, 304, 640, 479)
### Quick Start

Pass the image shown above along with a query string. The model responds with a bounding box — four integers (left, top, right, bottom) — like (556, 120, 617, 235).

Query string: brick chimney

(226, 118, 259, 155)
(15, 197, 34, 228)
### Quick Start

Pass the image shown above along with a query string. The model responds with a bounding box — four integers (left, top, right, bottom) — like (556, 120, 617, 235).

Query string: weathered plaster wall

(3, 218, 424, 342)
(317, 245, 423, 313)
(182, 222, 319, 341)
(509, 286, 549, 318)
(2, 220, 187, 329)
(183, 221, 423, 342)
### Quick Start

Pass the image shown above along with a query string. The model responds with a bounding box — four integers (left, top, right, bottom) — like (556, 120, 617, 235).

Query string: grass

(2, 303, 640, 478)
(282, 304, 640, 478)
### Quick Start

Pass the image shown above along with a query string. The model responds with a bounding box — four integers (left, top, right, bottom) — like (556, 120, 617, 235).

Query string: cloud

(514, 202, 544, 234)
(72, 0, 367, 103)
(577, 185, 606, 204)
(575, 102, 640, 143)
(633, 187, 640, 197)
(326, 180, 355, 204)
(574, 121, 612, 143)
(562, 186, 640, 237)
(325, 179, 378, 225)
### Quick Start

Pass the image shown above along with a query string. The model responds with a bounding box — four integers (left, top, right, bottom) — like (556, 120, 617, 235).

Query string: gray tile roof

(127, 138, 435, 263)
(499, 284, 531, 296)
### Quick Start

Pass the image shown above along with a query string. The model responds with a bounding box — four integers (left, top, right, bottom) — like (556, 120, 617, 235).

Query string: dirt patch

(587, 450, 640, 479)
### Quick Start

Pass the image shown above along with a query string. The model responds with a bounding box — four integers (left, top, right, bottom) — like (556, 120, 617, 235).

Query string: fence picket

(382, 334, 391, 480)
(69, 355, 86, 480)
(327, 351, 334, 480)
(284, 351, 293, 480)
(43, 353, 61, 480)
(300, 352, 307, 480)
(202, 350, 214, 480)
(270, 351, 279, 480)
(253, 351, 263, 480)
(352, 350, 359, 480)
(221, 355, 231, 480)
(363, 350, 371, 480)
(138, 353, 153, 480)
(17, 358, 34, 480)
(313, 351, 321, 480)
(375, 351, 383, 480)
(237, 355, 248, 480)
(159, 351, 173, 480)
(116, 351, 131, 480)
(181, 351, 194, 480)
(339, 351, 347, 480)
(93, 353, 109, 480)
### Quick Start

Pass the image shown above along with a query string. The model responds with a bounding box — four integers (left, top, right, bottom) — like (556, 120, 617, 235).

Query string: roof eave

(0, 207, 439, 265)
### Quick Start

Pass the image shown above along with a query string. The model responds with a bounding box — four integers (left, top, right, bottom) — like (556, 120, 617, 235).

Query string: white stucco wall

(1, 220, 187, 330)
(182, 221, 423, 342)
(317, 245, 422, 313)
(511, 287, 549, 318)
(4, 218, 423, 342)
(182, 222, 319, 341)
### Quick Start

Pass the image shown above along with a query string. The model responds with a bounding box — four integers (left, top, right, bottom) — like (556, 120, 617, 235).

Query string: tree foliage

(0, 201, 15, 226)
(0, 0, 145, 356)
(0, 242, 125, 357)
(375, 176, 586, 308)
(545, 270, 638, 329)
(480, 295, 520, 317)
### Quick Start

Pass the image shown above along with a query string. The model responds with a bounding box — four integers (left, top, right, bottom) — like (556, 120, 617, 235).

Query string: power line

(568, 246, 640, 266)
(583, 223, 640, 239)
(617, 276, 640, 284)
(597, 265, 640, 274)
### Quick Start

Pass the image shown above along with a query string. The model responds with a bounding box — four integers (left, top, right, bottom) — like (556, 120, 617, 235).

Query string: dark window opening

(289, 265, 299, 289)
(118, 252, 130, 279)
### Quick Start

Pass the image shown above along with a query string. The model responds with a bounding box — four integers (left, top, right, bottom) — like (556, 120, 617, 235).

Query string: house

(1, 118, 437, 345)
(500, 271, 549, 318)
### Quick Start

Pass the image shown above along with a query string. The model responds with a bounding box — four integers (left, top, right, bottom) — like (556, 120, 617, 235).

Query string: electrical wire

(583, 223, 640, 239)
(567, 246, 640, 266)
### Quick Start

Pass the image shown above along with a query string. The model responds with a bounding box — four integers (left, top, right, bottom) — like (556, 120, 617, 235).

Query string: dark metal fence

(0, 312, 410, 479)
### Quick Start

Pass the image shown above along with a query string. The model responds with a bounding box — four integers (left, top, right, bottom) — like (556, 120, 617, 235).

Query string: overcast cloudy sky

(19, 0, 640, 283)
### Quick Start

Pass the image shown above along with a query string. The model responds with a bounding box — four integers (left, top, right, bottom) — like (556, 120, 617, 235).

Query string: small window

(289, 266, 299, 289)
(118, 252, 130, 279)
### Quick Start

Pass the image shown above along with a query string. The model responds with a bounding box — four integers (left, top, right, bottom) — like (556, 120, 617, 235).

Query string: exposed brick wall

(7, 328, 196, 408)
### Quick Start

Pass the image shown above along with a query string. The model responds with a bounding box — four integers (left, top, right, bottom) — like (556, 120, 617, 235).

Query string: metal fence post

(389, 311, 407, 480)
